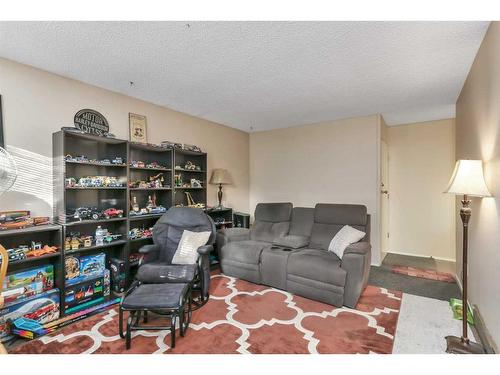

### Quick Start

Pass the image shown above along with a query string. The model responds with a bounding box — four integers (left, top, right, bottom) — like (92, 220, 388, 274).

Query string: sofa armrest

(343, 241, 371, 256)
(215, 228, 250, 255)
(218, 228, 250, 242)
(340, 241, 371, 308)
(138, 244, 160, 265)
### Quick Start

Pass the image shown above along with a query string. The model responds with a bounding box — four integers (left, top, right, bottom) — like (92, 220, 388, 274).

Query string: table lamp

(444, 159, 491, 354)
(209, 169, 232, 209)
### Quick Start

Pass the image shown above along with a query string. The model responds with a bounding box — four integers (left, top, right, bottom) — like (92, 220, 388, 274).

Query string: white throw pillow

(328, 225, 366, 259)
(172, 230, 211, 265)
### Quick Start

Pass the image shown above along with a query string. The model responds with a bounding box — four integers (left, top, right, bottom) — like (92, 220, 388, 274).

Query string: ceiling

(0, 21, 489, 131)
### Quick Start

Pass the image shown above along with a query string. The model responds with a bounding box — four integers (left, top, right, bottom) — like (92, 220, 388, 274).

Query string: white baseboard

(386, 250, 456, 263)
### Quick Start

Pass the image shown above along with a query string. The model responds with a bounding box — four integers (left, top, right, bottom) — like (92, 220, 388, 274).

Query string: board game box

(0, 288, 60, 341)
(1, 265, 54, 305)
(64, 277, 104, 310)
(65, 253, 106, 286)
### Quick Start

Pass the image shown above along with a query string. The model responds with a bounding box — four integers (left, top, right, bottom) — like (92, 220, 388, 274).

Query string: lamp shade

(445, 160, 491, 197)
(209, 169, 233, 185)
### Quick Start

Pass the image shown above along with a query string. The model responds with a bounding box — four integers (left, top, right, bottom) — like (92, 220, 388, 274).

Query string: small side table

(205, 207, 233, 229)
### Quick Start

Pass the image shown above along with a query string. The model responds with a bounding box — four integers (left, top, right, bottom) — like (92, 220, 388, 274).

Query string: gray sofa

(217, 203, 371, 308)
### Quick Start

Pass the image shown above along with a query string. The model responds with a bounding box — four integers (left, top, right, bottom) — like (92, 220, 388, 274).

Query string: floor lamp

(444, 159, 491, 354)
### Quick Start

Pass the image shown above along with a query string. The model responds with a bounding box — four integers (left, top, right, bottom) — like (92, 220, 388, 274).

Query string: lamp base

(445, 335, 484, 354)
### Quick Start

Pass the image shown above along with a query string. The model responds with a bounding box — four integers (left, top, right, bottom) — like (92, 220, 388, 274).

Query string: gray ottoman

(119, 282, 191, 350)
(260, 246, 295, 290)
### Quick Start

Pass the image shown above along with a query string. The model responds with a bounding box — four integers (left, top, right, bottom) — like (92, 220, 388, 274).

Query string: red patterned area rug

(391, 265, 456, 283)
(10, 272, 402, 354)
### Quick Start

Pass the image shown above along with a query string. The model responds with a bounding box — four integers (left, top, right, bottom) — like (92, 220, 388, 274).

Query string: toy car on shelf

(26, 245, 58, 258)
(145, 161, 166, 169)
(104, 233, 122, 243)
(72, 207, 101, 221)
(130, 160, 146, 168)
(102, 208, 124, 219)
(149, 206, 167, 214)
(0, 211, 50, 230)
(1, 247, 28, 263)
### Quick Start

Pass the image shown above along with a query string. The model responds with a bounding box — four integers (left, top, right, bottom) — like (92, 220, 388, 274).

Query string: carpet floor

(10, 272, 402, 354)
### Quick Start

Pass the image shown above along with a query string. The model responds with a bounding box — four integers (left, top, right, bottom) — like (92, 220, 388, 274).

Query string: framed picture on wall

(129, 113, 147, 143)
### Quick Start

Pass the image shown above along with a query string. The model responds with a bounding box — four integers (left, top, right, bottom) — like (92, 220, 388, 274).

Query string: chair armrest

(138, 244, 160, 265)
(197, 244, 213, 255)
(343, 241, 371, 256)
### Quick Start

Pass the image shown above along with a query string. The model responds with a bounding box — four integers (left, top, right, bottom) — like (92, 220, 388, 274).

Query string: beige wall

(455, 21, 500, 350)
(250, 115, 382, 265)
(0, 58, 250, 216)
(387, 119, 456, 261)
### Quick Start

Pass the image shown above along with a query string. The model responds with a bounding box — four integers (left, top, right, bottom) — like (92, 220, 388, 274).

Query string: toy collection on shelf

(129, 160, 168, 170)
(129, 226, 153, 240)
(68, 207, 124, 222)
(0, 211, 50, 231)
(129, 193, 167, 217)
(64, 228, 123, 251)
(0, 265, 60, 341)
(129, 172, 169, 189)
(64, 154, 125, 166)
(0, 241, 58, 264)
(65, 176, 126, 188)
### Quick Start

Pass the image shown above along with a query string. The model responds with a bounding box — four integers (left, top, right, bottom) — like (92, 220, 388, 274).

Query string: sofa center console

(261, 246, 295, 290)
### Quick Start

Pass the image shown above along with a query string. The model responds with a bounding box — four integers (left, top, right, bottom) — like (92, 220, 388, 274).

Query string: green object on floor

(450, 298, 474, 325)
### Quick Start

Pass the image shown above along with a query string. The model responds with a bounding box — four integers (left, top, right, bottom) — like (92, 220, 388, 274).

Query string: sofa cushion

(250, 220, 290, 242)
(250, 203, 292, 242)
(314, 204, 367, 226)
(287, 249, 347, 287)
(289, 207, 315, 237)
(273, 235, 309, 249)
(220, 240, 271, 265)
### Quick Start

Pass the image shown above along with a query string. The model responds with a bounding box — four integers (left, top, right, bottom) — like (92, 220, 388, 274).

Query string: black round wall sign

(74, 109, 110, 137)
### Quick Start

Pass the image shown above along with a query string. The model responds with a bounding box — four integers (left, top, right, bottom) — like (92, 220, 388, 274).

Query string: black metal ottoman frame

(119, 282, 193, 350)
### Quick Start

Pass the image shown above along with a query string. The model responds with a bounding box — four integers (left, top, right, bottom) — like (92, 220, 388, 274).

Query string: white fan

(0, 146, 17, 196)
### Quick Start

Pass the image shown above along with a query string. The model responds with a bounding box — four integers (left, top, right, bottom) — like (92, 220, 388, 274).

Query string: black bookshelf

(52, 131, 210, 310)
(173, 148, 207, 208)
(53, 130, 129, 315)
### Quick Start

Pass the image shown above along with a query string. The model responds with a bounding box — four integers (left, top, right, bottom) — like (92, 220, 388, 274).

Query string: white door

(380, 140, 390, 259)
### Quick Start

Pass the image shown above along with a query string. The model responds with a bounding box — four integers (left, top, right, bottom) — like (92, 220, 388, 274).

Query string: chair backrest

(250, 202, 292, 242)
(152, 207, 216, 262)
(309, 204, 369, 250)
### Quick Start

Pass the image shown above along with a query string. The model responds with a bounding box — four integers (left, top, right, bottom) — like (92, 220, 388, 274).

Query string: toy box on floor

(0, 288, 60, 341)
(1, 265, 54, 305)
(65, 253, 106, 286)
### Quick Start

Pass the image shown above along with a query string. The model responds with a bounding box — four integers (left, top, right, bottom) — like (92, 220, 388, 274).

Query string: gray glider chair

(136, 207, 216, 308)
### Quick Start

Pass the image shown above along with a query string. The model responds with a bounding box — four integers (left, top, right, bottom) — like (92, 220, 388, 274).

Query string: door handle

(381, 190, 389, 195)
